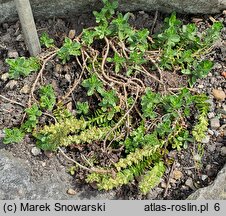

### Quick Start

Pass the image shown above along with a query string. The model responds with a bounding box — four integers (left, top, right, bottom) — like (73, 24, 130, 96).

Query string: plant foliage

(6, 57, 40, 79)
(3, 0, 221, 195)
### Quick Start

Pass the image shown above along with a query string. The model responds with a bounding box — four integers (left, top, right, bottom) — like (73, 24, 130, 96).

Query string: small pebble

(68, 29, 76, 39)
(207, 72, 213, 77)
(186, 170, 193, 176)
(193, 154, 201, 162)
(63, 65, 71, 73)
(206, 164, 211, 171)
(185, 178, 195, 190)
(67, 188, 77, 195)
(16, 34, 23, 41)
(170, 178, 176, 184)
(20, 84, 30, 94)
(207, 144, 216, 152)
(5, 80, 18, 90)
(172, 170, 183, 180)
(197, 84, 204, 89)
(1, 73, 9, 82)
(220, 147, 226, 156)
(210, 77, 216, 84)
(207, 112, 215, 119)
(65, 74, 71, 83)
(41, 162, 46, 167)
(205, 99, 215, 111)
(1, 33, 11, 43)
(213, 62, 222, 70)
(160, 181, 167, 189)
(7, 50, 19, 58)
(210, 117, 220, 130)
(31, 147, 41, 156)
(207, 129, 214, 136)
(44, 150, 53, 158)
(223, 104, 226, 112)
(201, 175, 208, 181)
(212, 89, 226, 101)
(201, 135, 210, 144)
(55, 64, 63, 73)
(2, 23, 9, 29)
(66, 102, 73, 111)
(213, 130, 220, 137)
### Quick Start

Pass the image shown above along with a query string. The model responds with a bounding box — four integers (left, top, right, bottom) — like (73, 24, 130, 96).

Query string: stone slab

(187, 164, 226, 200)
(0, 149, 116, 199)
(0, 0, 226, 23)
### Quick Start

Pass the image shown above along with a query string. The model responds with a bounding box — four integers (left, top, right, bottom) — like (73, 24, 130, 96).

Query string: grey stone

(213, 62, 222, 70)
(1, 73, 9, 82)
(5, 80, 18, 90)
(207, 112, 215, 119)
(20, 84, 30, 94)
(7, 50, 19, 58)
(0, 33, 11, 43)
(205, 99, 215, 111)
(0, 149, 116, 199)
(201, 135, 210, 144)
(213, 129, 221, 137)
(210, 117, 220, 130)
(31, 147, 41, 156)
(0, 0, 226, 24)
(207, 129, 214, 136)
(186, 170, 193, 176)
(185, 178, 195, 190)
(223, 104, 226, 112)
(68, 29, 76, 39)
(201, 175, 208, 181)
(220, 147, 226, 156)
(193, 154, 201, 162)
(187, 164, 226, 200)
(207, 143, 216, 152)
(16, 34, 23, 42)
(210, 77, 216, 85)
(197, 84, 204, 89)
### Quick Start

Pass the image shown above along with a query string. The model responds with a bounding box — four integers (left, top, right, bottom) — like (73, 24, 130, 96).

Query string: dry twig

(0, 94, 26, 108)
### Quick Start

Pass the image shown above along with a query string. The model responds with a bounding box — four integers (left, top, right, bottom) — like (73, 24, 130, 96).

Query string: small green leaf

(82, 74, 104, 96)
(76, 102, 89, 115)
(99, 90, 118, 109)
(39, 84, 56, 111)
(3, 128, 24, 144)
(40, 32, 55, 48)
(57, 38, 81, 63)
(6, 57, 40, 79)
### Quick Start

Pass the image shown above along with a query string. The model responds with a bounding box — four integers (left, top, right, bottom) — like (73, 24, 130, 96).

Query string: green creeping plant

(21, 104, 42, 133)
(82, 74, 104, 96)
(40, 32, 55, 48)
(76, 101, 89, 115)
(39, 84, 56, 111)
(3, 128, 24, 144)
(57, 38, 81, 63)
(98, 89, 118, 111)
(154, 12, 223, 86)
(6, 57, 40, 79)
(2, 0, 215, 195)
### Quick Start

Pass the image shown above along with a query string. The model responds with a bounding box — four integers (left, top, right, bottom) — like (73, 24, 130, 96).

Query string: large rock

(187, 164, 226, 200)
(0, 0, 226, 23)
(1, 145, 226, 200)
(0, 149, 116, 199)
